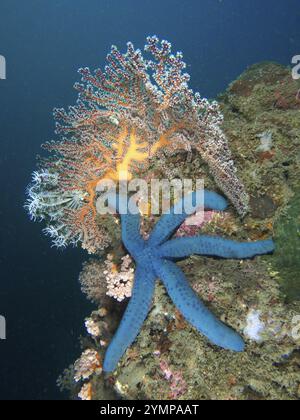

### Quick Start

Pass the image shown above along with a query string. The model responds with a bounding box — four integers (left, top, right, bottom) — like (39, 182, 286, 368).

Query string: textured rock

(60, 62, 300, 400)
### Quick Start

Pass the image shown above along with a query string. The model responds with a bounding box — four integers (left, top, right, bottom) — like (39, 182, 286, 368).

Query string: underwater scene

(0, 0, 299, 402)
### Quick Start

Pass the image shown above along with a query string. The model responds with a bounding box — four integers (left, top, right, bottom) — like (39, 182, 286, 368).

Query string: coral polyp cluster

(79, 254, 134, 304)
(26, 36, 249, 254)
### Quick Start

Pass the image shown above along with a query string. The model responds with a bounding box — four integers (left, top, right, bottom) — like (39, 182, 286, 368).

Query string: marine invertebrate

(78, 382, 93, 401)
(256, 130, 273, 153)
(103, 190, 274, 372)
(59, 61, 300, 401)
(74, 348, 102, 382)
(26, 36, 249, 254)
(175, 209, 218, 237)
(105, 254, 134, 302)
(243, 310, 265, 342)
(79, 259, 107, 304)
(79, 254, 134, 304)
(85, 317, 101, 339)
(159, 359, 187, 399)
(25, 170, 111, 254)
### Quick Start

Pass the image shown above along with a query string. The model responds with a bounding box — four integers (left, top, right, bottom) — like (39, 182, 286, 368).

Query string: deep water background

(0, 0, 299, 400)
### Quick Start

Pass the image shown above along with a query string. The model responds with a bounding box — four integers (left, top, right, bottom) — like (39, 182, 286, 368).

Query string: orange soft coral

(26, 36, 249, 254)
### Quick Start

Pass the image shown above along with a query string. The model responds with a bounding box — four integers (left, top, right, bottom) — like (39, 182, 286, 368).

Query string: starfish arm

(107, 193, 145, 257)
(159, 236, 275, 259)
(153, 259, 245, 352)
(103, 264, 156, 373)
(148, 190, 228, 247)
(119, 213, 145, 256)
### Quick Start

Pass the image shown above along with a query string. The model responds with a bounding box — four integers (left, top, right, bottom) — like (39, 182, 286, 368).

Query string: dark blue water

(0, 0, 299, 400)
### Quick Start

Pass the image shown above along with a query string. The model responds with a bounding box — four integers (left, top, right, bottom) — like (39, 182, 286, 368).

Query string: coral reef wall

(59, 62, 300, 401)
(221, 62, 300, 301)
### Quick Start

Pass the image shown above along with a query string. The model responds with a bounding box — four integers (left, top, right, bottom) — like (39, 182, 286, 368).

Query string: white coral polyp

(244, 310, 266, 342)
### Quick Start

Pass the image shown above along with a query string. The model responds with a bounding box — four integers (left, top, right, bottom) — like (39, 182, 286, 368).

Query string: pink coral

(104, 254, 134, 302)
(175, 210, 218, 237)
(79, 255, 134, 304)
(159, 360, 187, 399)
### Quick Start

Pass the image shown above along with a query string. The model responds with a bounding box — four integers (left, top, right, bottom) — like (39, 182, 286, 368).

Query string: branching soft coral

(26, 36, 249, 254)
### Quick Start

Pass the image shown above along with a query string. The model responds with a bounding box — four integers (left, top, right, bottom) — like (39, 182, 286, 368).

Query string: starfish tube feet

(103, 265, 156, 372)
(153, 259, 245, 352)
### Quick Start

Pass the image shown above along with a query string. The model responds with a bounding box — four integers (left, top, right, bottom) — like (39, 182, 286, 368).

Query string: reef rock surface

(59, 62, 300, 401)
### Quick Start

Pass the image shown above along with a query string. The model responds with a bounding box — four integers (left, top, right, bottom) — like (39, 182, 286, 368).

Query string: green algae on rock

(220, 62, 300, 299)
(271, 191, 300, 301)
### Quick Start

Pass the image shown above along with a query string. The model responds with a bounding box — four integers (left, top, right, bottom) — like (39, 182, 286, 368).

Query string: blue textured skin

(103, 191, 275, 372)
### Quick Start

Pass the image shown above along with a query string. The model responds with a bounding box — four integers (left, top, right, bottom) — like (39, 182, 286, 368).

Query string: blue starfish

(103, 190, 275, 372)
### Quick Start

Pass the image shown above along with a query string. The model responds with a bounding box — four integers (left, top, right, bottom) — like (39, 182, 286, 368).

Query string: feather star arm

(103, 264, 156, 372)
(148, 190, 228, 247)
(159, 236, 275, 260)
(153, 258, 245, 352)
